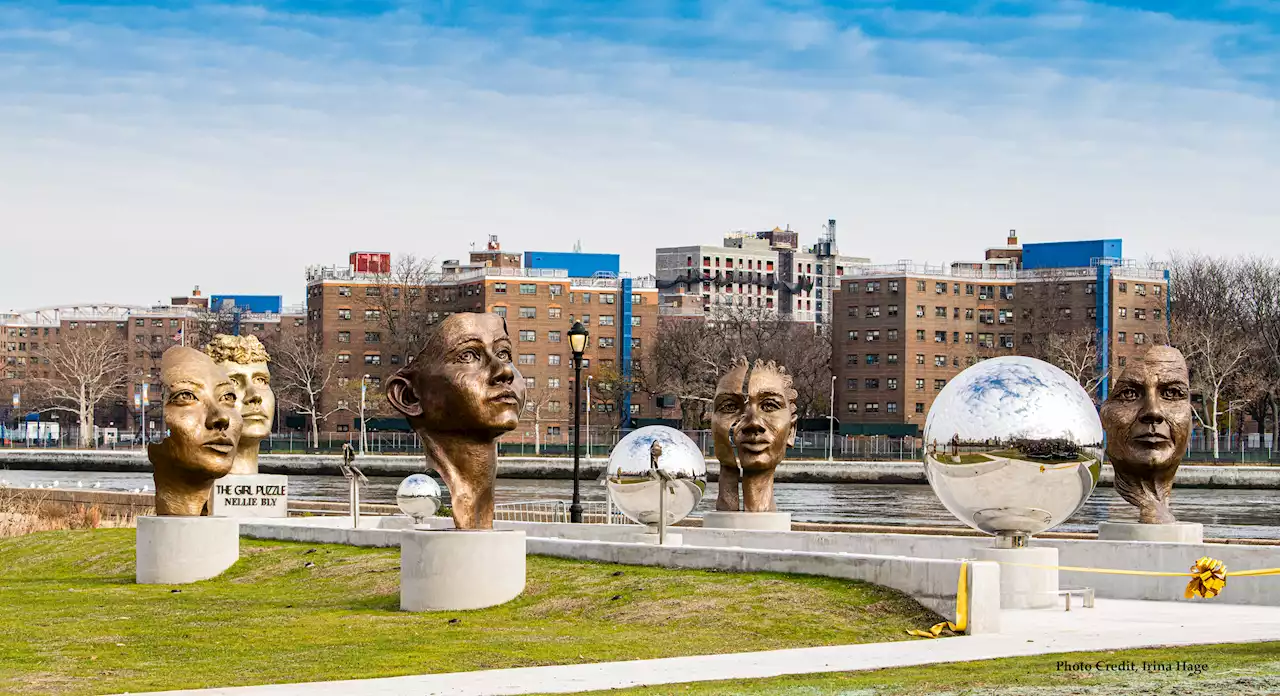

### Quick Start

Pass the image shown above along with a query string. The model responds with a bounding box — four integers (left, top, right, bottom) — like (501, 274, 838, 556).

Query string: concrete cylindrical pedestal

(1097, 521, 1203, 543)
(401, 529, 526, 611)
(136, 516, 240, 585)
(621, 530, 684, 547)
(702, 511, 792, 532)
(973, 545, 1059, 609)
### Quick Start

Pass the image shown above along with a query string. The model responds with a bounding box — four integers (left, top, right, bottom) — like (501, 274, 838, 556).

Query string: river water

(4, 469, 1278, 539)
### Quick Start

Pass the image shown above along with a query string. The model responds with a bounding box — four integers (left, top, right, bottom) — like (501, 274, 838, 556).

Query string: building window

(364, 353, 381, 365)
(1119, 356, 1128, 367)
(493, 306, 507, 318)
(337, 353, 351, 364)
(887, 304, 899, 317)
(887, 378, 898, 390)
(935, 282, 946, 294)
(632, 316, 642, 326)
(866, 354, 879, 365)
(135, 318, 144, 327)
(934, 379, 947, 391)
(599, 337, 615, 348)
(549, 307, 562, 319)
(549, 355, 561, 366)
(519, 354, 536, 365)
(524, 377, 537, 389)
(934, 355, 946, 367)
(915, 378, 925, 390)
(519, 330, 536, 342)
(365, 309, 381, 321)
(547, 426, 562, 437)
(1118, 282, 1128, 293)
(365, 287, 381, 297)
(867, 306, 881, 318)
(847, 402, 858, 413)
(1000, 334, 1014, 349)
(916, 354, 925, 365)
(847, 330, 859, 341)
(915, 305, 925, 318)
(337, 331, 350, 343)
(338, 286, 351, 296)
(550, 285, 564, 297)
(916, 330, 926, 341)
(935, 306, 947, 318)
(602, 294, 615, 304)
(390, 355, 401, 365)
(1085, 282, 1096, 295)
(964, 332, 974, 344)
(1119, 307, 1127, 318)
(889, 280, 900, 293)
(934, 331, 946, 343)
(1135, 309, 1146, 320)
(1118, 332, 1127, 343)
(336, 424, 350, 432)
(888, 353, 899, 365)
(887, 329, 899, 340)
(846, 378, 857, 390)
(582, 292, 592, 303)
(548, 331, 561, 343)
(599, 315, 614, 326)
(916, 280, 926, 292)
(1135, 332, 1147, 344)
(866, 330, 880, 342)
(1153, 308, 1163, 321)
(494, 283, 507, 294)
(865, 379, 879, 389)
(887, 402, 898, 414)
(517, 307, 536, 319)
(1087, 307, 1097, 319)
(915, 403, 925, 414)
(866, 402, 880, 413)
(548, 377, 561, 388)
(1059, 307, 1072, 319)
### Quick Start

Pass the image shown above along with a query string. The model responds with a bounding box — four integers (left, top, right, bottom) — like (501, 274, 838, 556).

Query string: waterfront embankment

(2, 449, 1279, 488)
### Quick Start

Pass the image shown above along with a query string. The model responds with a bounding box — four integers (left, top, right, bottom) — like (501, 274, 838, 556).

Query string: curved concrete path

(115, 598, 1280, 696)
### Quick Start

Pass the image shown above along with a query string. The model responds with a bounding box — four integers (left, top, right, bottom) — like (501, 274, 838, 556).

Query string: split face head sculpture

(711, 357, 798, 512)
(204, 334, 274, 474)
(386, 312, 527, 529)
(148, 346, 243, 515)
(1099, 345, 1193, 524)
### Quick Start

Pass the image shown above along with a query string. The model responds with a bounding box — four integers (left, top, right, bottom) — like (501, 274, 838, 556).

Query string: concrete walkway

(116, 599, 1280, 696)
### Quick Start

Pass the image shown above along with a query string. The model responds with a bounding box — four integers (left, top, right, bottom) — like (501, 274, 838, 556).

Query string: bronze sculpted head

(149, 346, 243, 515)
(386, 312, 526, 529)
(1099, 345, 1192, 524)
(711, 357, 798, 512)
(204, 334, 274, 475)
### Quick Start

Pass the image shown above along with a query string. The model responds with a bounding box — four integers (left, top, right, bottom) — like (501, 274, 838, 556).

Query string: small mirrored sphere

(606, 426, 707, 527)
(923, 356, 1104, 539)
(396, 473, 442, 520)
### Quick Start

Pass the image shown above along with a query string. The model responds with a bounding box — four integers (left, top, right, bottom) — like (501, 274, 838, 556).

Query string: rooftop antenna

(573, 239, 582, 253)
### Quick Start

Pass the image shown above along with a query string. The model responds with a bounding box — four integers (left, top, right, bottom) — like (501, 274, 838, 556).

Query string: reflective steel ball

(923, 356, 1104, 544)
(396, 473, 442, 521)
(606, 426, 707, 527)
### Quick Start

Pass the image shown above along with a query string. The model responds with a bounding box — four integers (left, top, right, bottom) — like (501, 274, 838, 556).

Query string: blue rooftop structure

(1022, 239, 1122, 270)
(524, 251, 619, 278)
(209, 295, 283, 314)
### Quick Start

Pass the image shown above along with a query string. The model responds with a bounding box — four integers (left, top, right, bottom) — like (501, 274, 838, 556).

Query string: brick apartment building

(655, 220, 870, 329)
(2, 289, 306, 438)
(304, 241, 660, 444)
(833, 234, 1171, 435)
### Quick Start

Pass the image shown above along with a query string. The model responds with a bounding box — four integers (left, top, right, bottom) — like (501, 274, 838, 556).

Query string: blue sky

(2, 1, 1278, 308)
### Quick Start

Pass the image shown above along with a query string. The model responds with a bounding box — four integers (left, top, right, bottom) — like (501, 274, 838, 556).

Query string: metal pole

(359, 375, 367, 456)
(586, 376, 592, 458)
(571, 359, 583, 523)
(828, 375, 835, 462)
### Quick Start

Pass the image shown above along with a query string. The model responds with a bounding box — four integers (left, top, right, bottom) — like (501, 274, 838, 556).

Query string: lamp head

(568, 320, 589, 357)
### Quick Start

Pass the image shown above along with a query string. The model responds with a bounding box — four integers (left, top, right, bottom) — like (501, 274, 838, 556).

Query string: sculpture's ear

(386, 373, 423, 419)
(787, 412, 798, 447)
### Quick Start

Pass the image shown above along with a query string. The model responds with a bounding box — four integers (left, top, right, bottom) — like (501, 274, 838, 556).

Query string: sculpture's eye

(495, 348, 512, 362)
(761, 398, 783, 412)
(1115, 387, 1139, 401)
(254, 375, 270, 386)
(457, 349, 479, 363)
(171, 390, 196, 406)
(716, 400, 741, 414)
(1162, 387, 1187, 400)
(219, 391, 238, 405)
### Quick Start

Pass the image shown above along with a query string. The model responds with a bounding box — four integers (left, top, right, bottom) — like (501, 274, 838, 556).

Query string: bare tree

(27, 328, 132, 448)
(648, 302, 833, 427)
(190, 305, 241, 349)
(1045, 327, 1108, 398)
(1170, 255, 1259, 458)
(271, 331, 349, 447)
(1239, 256, 1280, 449)
(363, 254, 438, 366)
(519, 382, 562, 454)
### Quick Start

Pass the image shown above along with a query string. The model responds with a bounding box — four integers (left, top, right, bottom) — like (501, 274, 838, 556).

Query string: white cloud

(0, 1, 1277, 311)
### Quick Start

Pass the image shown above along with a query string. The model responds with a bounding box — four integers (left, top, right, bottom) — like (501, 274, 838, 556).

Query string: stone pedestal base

(1098, 521, 1204, 544)
(401, 530, 526, 611)
(702, 511, 792, 531)
(627, 531, 684, 547)
(136, 516, 240, 585)
(974, 545, 1059, 609)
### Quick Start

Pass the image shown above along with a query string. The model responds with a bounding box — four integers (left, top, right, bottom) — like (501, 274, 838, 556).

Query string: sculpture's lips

(243, 412, 269, 421)
(1134, 433, 1171, 445)
(490, 390, 520, 405)
(203, 438, 235, 454)
(739, 440, 772, 453)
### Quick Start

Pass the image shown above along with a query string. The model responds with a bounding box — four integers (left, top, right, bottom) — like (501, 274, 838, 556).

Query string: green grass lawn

(556, 642, 1280, 695)
(0, 529, 942, 696)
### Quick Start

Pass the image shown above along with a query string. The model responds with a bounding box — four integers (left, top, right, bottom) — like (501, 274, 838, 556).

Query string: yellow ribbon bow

(907, 562, 968, 639)
(1185, 556, 1227, 599)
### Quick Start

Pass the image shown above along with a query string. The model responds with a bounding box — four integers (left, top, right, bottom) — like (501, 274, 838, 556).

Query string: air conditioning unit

(979, 294, 988, 300)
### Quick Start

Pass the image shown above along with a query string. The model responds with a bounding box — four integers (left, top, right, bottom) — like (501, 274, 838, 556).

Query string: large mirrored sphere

(396, 473, 442, 521)
(923, 356, 1104, 538)
(606, 426, 707, 527)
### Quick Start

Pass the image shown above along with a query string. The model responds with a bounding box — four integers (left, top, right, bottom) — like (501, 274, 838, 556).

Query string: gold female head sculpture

(203, 334, 274, 474)
(1099, 345, 1193, 524)
(386, 312, 527, 529)
(149, 346, 243, 515)
(711, 357, 798, 512)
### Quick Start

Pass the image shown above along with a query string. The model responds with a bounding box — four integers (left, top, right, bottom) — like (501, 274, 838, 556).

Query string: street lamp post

(568, 321, 589, 523)
(11, 391, 19, 445)
(141, 382, 150, 446)
(828, 375, 836, 462)
(359, 374, 369, 455)
(586, 375, 592, 458)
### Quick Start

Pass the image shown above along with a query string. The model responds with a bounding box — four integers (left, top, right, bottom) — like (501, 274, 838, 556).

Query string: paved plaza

(119, 598, 1280, 696)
